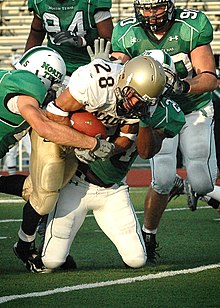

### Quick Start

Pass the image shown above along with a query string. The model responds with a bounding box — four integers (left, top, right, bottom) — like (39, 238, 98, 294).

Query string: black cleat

(168, 174, 185, 202)
(60, 255, 77, 270)
(142, 231, 160, 264)
(13, 242, 50, 273)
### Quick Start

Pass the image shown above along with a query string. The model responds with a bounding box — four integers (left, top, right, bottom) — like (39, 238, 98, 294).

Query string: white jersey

(68, 58, 138, 134)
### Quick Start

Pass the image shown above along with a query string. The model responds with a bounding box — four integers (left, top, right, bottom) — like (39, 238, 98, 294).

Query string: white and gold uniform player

(39, 54, 185, 271)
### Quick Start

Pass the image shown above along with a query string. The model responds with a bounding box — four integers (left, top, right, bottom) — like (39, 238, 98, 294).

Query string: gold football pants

(22, 130, 78, 215)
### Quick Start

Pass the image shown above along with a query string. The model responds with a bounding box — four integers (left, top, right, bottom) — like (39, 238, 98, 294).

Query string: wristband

(46, 101, 69, 117)
(182, 80, 190, 93)
(119, 132, 137, 141)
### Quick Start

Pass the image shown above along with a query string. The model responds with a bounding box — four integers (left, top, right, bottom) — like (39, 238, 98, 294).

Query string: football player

(25, 0, 113, 85)
(24, 0, 114, 252)
(0, 46, 115, 272)
(36, 54, 185, 272)
(169, 70, 220, 213)
(111, 0, 218, 262)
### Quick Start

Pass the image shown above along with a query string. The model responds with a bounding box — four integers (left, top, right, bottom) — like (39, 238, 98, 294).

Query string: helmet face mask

(14, 46, 66, 90)
(134, 0, 175, 32)
(115, 55, 166, 118)
(115, 86, 154, 118)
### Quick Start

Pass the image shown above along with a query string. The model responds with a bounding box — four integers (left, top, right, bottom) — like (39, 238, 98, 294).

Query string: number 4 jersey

(28, 0, 112, 75)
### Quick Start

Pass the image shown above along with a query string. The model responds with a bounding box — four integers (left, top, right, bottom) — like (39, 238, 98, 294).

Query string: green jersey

(89, 98, 185, 185)
(28, 0, 112, 75)
(0, 70, 46, 158)
(112, 8, 213, 114)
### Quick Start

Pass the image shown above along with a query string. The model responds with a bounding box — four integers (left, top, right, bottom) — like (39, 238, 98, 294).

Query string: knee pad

(42, 255, 66, 270)
(151, 156, 176, 194)
(30, 191, 59, 215)
(22, 175, 33, 201)
(187, 162, 215, 195)
(150, 137, 177, 194)
(123, 253, 146, 268)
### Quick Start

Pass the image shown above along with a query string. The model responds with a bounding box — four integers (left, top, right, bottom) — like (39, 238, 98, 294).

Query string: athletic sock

(0, 174, 27, 196)
(21, 201, 42, 235)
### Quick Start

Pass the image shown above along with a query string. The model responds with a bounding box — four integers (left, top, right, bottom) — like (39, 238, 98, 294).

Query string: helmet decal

(15, 46, 66, 90)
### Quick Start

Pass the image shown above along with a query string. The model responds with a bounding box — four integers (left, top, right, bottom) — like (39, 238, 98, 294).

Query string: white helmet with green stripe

(141, 49, 176, 97)
(14, 46, 66, 90)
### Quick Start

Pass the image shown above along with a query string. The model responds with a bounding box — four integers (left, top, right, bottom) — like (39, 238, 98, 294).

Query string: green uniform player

(27, 0, 113, 76)
(111, 0, 218, 263)
(112, 8, 213, 113)
(90, 98, 185, 186)
(0, 70, 46, 158)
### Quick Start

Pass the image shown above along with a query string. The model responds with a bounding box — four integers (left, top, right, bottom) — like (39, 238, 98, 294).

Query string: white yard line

(0, 263, 219, 304)
(0, 199, 24, 203)
(0, 205, 212, 223)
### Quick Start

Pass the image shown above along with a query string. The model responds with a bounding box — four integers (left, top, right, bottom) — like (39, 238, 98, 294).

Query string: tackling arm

(17, 95, 96, 149)
(137, 126, 165, 159)
(188, 45, 218, 93)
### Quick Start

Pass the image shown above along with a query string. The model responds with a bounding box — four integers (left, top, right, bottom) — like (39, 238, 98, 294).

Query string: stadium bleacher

(0, 0, 219, 71)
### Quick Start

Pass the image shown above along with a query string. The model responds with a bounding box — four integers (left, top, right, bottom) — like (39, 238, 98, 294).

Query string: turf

(0, 189, 219, 307)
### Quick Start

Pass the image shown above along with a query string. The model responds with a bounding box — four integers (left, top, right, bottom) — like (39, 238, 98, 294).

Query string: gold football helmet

(115, 55, 166, 118)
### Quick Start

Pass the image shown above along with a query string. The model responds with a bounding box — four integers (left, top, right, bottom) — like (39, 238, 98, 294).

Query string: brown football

(70, 110, 107, 139)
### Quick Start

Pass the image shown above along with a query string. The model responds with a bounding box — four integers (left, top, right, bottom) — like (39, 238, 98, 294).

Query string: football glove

(43, 83, 66, 106)
(74, 136, 115, 164)
(53, 31, 86, 47)
(173, 76, 190, 95)
(87, 38, 111, 62)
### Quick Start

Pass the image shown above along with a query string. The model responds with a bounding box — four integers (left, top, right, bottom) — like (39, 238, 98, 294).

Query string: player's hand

(53, 31, 85, 47)
(74, 136, 115, 164)
(50, 83, 65, 97)
(173, 76, 190, 95)
(87, 38, 111, 62)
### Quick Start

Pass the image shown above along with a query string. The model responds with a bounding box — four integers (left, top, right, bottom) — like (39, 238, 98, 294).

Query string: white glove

(53, 31, 85, 47)
(74, 137, 115, 164)
(87, 38, 111, 62)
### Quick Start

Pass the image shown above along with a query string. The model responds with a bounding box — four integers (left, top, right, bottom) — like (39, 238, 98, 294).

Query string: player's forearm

(23, 107, 97, 149)
(186, 73, 217, 94)
(25, 31, 45, 51)
(37, 120, 97, 149)
(137, 127, 165, 159)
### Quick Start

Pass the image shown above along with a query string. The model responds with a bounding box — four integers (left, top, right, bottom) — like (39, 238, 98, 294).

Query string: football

(70, 110, 107, 139)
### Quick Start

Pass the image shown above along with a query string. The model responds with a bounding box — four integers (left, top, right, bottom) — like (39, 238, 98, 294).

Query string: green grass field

(0, 189, 220, 307)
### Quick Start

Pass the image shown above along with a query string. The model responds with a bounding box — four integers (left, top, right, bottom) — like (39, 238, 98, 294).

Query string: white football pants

(42, 174, 147, 269)
(151, 102, 217, 195)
